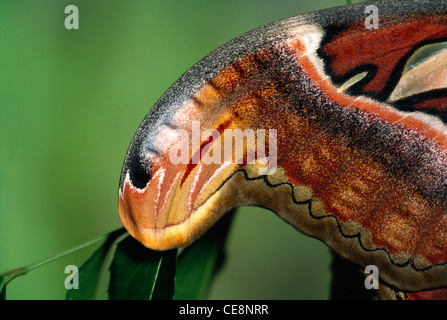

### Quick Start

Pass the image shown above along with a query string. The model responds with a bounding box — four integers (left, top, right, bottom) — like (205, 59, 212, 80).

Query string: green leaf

(0, 277, 6, 300)
(66, 228, 127, 300)
(108, 235, 177, 300)
(175, 210, 235, 300)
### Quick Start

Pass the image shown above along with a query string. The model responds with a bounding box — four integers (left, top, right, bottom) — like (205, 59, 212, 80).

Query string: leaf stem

(0, 230, 125, 292)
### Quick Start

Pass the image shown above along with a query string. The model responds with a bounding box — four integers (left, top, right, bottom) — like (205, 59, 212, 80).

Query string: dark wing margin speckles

(118, 0, 447, 298)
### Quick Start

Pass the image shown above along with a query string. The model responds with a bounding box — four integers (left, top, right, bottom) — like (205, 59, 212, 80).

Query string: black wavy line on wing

(213, 168, 447, 272)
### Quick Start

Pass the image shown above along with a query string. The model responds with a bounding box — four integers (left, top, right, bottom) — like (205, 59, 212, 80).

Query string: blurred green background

(1, 0, 368, 299)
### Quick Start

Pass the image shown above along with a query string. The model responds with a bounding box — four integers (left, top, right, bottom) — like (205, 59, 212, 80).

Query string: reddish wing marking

(320, 14, 447, 99)
(119, 1, 447, 299)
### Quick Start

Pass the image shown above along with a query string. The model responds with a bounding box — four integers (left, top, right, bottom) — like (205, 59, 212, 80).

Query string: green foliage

(0, 0, 372, 300)
(175, 211, 234, 299)
(108, 236, 177, 300)
(0, 212, 235, 300)
(66, 228, 126, 300)
(0, 278, 6, 300)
